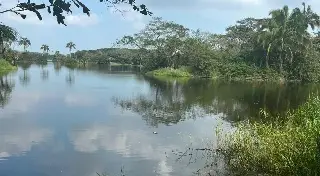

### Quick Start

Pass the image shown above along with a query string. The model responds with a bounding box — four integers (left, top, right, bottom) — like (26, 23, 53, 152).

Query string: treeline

(115, 3, 320, 82)
(72, 48, 140, 65)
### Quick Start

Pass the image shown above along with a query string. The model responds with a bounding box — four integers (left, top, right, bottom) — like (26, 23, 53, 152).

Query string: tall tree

(66, 42, 76, 57)
(40, 44, 50, 54)
(18, 37, 31, 52)
(0, 24, 18, 57)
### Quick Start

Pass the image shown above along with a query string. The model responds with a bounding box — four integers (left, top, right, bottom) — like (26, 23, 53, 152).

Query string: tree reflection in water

(0, 75, 15, 108)
(66, 69, 75, 86)
(18, 62, 31, 87)
(113, 76, 320, 127)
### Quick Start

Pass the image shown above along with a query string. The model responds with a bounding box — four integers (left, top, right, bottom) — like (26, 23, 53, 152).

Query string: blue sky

(0, 0, 319, 54)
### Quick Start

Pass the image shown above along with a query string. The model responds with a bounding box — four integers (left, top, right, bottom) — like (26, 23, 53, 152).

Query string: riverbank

(217, 96, 320, 175)
(0, 59, 17, 75)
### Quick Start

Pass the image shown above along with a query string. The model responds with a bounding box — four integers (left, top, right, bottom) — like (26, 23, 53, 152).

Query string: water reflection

(65, 69, 75, 86)
(18, 63, 31, 87)
(114, 76, 320, 124)
(41, 69, 49, 81)
(2, 63, 320, 176)
(0, 75, 14, 108)
(0, 118, 53, 160)
(53, 62, 62, 75)
(69, 124, 174, 175)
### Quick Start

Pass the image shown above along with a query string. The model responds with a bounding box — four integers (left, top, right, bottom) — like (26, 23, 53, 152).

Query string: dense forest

(2, 3, 320, 82)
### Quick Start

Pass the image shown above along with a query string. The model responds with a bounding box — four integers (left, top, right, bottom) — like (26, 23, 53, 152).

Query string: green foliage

(113, 3, 320, 82)
(74, 48, 142, 65)
(219, 96, 320, 175)
(66, 41, 76, 54)
(146, 67, 192, 77)
(40, 44, 49, 53)
(216, 62, 282, 81)
(63, 58, 78, 68)
(0, 59, 17, 74)
(18, 37, 31, 51)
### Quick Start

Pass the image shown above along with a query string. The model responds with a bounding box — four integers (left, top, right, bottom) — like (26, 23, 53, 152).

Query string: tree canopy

(0, 0, 152, 25)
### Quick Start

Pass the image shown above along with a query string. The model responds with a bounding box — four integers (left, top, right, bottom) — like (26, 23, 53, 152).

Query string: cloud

(137, 0, 265, 10)
(65, 13, 99, 27)
(109, 5, 148, 30)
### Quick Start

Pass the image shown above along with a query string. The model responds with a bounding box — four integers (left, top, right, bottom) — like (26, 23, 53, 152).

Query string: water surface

(0, 63, 318, 176)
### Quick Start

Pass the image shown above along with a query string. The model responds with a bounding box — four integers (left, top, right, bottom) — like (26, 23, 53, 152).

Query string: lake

(0, 63, 319, 176)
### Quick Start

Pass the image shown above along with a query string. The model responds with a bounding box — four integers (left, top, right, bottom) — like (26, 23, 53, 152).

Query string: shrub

(63, 58, 78, 68)
(145, 67, 192, 77)
(0, 59, 16, 74)
(219, 96, 320, 175)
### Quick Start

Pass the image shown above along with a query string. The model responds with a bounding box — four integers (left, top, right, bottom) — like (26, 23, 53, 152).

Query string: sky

(0, 0, 320, 54)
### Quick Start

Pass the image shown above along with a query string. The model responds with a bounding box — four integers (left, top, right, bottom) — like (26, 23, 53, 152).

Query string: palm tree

(258, 3, 320, 72)
(40, 44, 50, 54)
(0, 24, 18, 56)
(18, 37, 31, 52)
(66, 42, 76, 57)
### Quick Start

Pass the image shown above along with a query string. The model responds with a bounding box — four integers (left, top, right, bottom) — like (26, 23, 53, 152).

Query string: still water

(0, 63, 318, 176)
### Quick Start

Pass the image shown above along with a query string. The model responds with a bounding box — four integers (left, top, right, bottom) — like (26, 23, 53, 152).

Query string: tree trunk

(279, 38, 284, 73)
(266, 43, 271, 69)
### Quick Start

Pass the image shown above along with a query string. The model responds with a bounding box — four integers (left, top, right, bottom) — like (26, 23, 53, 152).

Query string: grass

(0, 59, 17, 75)
(218, 96, 320, 175)
(145, 67, 192, 77)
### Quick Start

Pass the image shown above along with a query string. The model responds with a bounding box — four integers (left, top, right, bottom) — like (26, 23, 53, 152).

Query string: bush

(219, 96, 320, 175)
(0, 59, 17, 74)
(145, 67, 192, 77)
(216, 61, 283, 81)
(63, 58, 78, 68)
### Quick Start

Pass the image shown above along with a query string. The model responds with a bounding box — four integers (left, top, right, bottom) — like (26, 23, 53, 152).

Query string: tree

(66, 42, 76, 57)
(0, 0, 152, 26)
(0, 24, 19, 56)
(116, 17, 189, 69)
(18, 37, 31, 52)
(258, 3, 320, 73)
(40, 44, 50, 54)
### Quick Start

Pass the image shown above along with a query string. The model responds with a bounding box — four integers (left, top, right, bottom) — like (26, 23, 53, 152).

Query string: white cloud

(65, 13, 99, 27)
(109, 5, 148, 30)
(4, 11, 48, 25)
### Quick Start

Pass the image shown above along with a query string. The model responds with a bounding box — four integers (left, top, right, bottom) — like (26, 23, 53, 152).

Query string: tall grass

(218, 96, 320, 175)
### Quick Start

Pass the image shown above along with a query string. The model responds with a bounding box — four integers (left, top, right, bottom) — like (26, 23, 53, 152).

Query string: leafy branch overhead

(0, 0, 152, 25)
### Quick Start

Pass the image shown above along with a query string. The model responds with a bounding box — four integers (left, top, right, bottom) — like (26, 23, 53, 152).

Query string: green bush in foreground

(145, 67, 192, 77)
(219, 96, 320, 175)
(0, 59, 17, 74)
